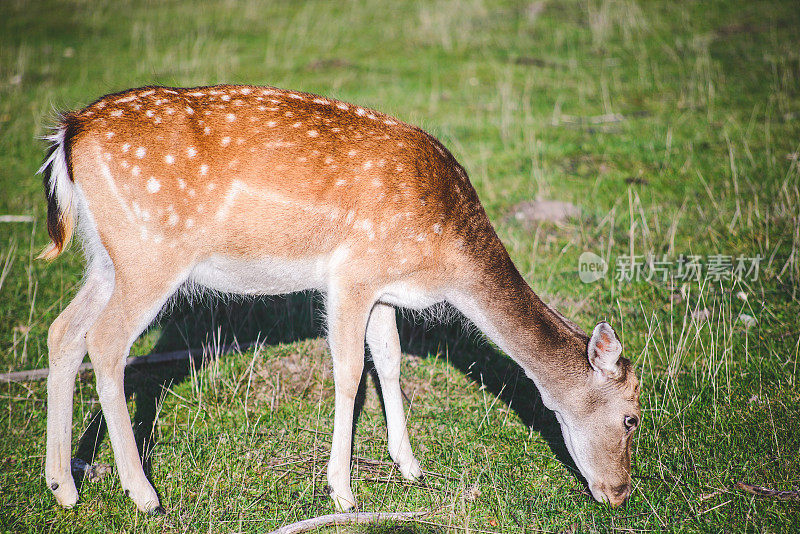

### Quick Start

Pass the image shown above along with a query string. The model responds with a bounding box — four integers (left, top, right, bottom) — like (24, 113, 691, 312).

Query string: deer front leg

(365, 303, 422, 481)
(325, 283, 372, 512)
(46, 268, 114, 507)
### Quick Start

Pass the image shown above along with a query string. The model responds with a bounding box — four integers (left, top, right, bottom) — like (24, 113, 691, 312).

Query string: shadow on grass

(74, 292, 583, 508)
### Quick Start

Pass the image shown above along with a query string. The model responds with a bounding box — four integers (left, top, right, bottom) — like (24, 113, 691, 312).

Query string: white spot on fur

(147, 177, 161, 193)
(105, 131, 115, 139)
(358, 219, 375, 240)
(356, 108, 366, 116)
(110, 109, 123, 117)
(131, 166, 140, 177)
(267, 121, 277, 127)
(200, 164, 209, 175)
(187, 146, 197, 158)
(226, 113, 236, 122)
(135, 147, 146, 158)
(186, 218, 194, 228)
(168, 213, 179, 226)
(207, 183, 216, 191)
(178, 178, 186, 189)
(337, 103, 348, 110)
(221, 137, 231, 147)
(165, 154, 175, 164)
(335, 179, 347, 186)
(433, 223, 442, 234)
(146, 109, 155, 117)
(204, 126, 211, 135)
(363, 160, 373, 170)
(307, 129, 319, 137)
(122, 143, 130, 152)
(348, 149, 357, 157)
(221, 94, 231, 101)
(186, 106, 194, 114)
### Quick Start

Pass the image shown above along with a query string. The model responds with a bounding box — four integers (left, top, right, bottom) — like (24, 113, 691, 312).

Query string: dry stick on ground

(0, 215, 35, 223)
(0, 342, 254, 383)
(736, 482, 800, 501)
(266, 510, 436, 534)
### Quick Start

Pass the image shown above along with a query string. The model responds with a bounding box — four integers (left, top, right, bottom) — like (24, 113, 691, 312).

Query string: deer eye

(624, 415, 639, 431)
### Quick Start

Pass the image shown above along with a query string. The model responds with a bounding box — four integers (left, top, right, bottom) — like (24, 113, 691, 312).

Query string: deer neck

(448, 249, 589, 408)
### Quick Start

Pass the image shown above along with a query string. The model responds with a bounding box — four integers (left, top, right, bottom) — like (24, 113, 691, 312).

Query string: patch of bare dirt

(252, 338, 334, 407)
(249, 340, 442, 412)
(506, 199, 580, 227)
(305, 58, 355, 71)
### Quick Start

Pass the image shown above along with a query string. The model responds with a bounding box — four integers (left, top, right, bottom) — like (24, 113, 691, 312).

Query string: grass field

(1, 0, 799, 531)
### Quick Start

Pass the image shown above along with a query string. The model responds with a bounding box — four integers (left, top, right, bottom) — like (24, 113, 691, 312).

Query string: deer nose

(608, 483, 632, 506)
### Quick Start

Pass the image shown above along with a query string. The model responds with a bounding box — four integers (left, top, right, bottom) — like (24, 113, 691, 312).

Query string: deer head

(553, 322, 640, 506)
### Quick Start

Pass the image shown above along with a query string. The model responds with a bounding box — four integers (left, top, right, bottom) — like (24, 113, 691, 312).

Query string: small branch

(736, 481, 800, 501)
(0, 215, 34, 223)
(267, 510, 431, 534)
(0, 341, 254, 383)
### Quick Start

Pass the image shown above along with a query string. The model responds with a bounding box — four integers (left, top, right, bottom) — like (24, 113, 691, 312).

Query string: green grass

(1, 0, 800, 531)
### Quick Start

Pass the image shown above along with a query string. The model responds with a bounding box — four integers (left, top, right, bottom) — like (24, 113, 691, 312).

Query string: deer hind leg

(46, 266, 114, 507)
(365, 303, 423, 481)
(84, 265, 188, 514)
(325, 281, 374, 512)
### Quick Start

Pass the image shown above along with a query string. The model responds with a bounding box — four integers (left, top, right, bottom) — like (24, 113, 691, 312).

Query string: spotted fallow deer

(39, 84, 640, 514)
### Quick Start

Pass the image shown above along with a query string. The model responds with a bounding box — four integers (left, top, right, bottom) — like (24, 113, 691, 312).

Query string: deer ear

(588, 322, 623, 378)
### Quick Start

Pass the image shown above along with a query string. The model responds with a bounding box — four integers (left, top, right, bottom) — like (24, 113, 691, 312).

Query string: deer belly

(189, 254, 328, 295)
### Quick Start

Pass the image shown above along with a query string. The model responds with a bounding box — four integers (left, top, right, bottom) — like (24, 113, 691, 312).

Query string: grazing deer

(39, 85, 640, 514)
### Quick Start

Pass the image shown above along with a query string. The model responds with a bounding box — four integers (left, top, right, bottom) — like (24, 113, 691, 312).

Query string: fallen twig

(736, 481, 800, 501)
(0, 215, 34, 223)
(0, 341, 255, 383)
(266, 510, 431, 534)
